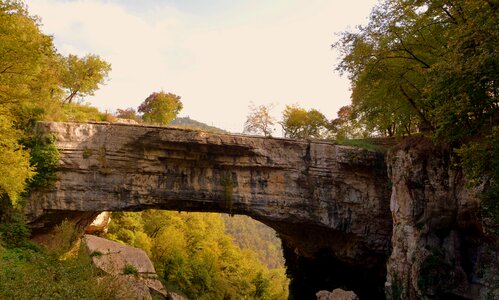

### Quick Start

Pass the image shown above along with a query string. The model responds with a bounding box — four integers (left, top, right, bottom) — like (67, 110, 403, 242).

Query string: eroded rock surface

(26, 121, 392, 298)
(83, 234, 187, 300)
(85, 211, 111, 234)
(316, 289, 359, 300)
(385, 139, 498, 300)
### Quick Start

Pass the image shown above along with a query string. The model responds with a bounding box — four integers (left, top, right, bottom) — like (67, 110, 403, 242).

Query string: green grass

(335, 139, 383, 151)
(0, 244, 134, 299)
(123, 264, 139, 276)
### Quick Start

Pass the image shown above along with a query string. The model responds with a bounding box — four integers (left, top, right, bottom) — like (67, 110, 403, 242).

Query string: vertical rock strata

(385, 139, 498, 299)
(26, 121, 392, 298)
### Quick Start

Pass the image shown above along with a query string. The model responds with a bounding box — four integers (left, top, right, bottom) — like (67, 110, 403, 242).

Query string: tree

(329, 105, 367, 139)
(243, 103, 276, 137)
(334, 0, 498, 141)
(115, 107, 139, 121)
(281, 105, 328, 139)
(334, 0, 499, 236)
(0, 0, 60, 205)
(60, 54, 111, 103)
(138, 91, 183, 125)
(106, 210, 289, 300)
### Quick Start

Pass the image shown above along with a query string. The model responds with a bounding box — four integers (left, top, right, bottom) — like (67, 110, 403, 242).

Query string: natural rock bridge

(27, 122, 392, 299)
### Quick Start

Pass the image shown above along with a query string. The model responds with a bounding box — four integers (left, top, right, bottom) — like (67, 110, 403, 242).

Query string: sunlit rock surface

(83, 234, 186, 299)
(85, 211, 111, 234)
(27, 121, 392, 299)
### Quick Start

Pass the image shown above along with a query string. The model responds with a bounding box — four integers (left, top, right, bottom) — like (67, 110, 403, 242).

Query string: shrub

(123, 264, 139, 276)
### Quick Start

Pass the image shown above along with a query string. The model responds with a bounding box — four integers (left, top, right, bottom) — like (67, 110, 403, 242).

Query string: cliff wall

(385, 138, 497, 299)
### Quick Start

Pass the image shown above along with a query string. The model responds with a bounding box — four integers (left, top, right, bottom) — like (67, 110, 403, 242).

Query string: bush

(123, 264, 138, 276)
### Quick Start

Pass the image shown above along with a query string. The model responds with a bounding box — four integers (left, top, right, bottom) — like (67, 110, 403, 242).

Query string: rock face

(385, 138, 498, 300)
(316, 289, 359, 300)
(26, 121, 392, 299)
(85, 211, 111, 234)
(83, 234, 187, 300)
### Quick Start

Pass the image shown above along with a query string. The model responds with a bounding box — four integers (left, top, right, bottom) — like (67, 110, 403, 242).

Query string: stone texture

(85, 211, 111, 234)
(316, 289, 359, 300)
(83, 234, 156, 276)
(83, 234, 172, 299)
(26, 121, 392, 298)
(384, 138, 498, 300)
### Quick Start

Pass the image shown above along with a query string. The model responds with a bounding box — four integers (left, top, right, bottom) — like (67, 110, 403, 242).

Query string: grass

(0, 243, 134, 299)
(123, 264, 139, 276)
(335, 139, 384, 151)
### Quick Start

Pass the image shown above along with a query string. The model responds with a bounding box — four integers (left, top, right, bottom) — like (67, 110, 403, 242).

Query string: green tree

(106, 210, 289, 300)
(0, 0, 61, 205)
(243, 103, 276, 137)
(60, 54, 111, 103)
(115, 107, 139, 121)
(138, 91, 183, 125)
(0, 116, 34, 205)
(334, 0, 498, 141)
(335, 0, 499, 234)
(329, 105, 367, 139)
(281, 105, 328, 139)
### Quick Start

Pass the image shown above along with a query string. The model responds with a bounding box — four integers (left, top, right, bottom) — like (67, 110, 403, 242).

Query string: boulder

(82, 234, 178, 299)
(316, 288, 359, 300)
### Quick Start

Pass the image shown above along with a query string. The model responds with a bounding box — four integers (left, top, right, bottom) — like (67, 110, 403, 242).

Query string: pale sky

(27, 0, 378, 133)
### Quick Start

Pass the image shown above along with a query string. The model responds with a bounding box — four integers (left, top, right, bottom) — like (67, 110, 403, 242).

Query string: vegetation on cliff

(334, 0, 498, 234)
(0, 0, 112, 208)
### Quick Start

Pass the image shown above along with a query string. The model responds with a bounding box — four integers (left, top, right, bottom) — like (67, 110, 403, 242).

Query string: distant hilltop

(170, 116, 228, 134)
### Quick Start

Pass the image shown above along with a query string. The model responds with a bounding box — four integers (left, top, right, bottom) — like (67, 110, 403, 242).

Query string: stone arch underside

(26, 122, 392, 299)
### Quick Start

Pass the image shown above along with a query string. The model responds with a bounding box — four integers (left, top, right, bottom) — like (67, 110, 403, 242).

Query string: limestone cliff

(26, 121, 392, 299)
(385, 138, 498, 300)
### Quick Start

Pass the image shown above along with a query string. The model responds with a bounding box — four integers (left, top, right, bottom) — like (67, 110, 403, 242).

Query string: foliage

(221, 214, 285, 270)
(0, 116, 35, 205)
(244, 103, 276, 137)
(115, 107, 140, 121)
(334, 0, 498, 140)
(20, 133, 60, 191)
(335, 139, 382, 152)
(335, 0, 498, 235)
(138, 91, 183, 125)
(106, 211, 289, 300)
(123, 264, 138, 276)
(60, 54, 111, 103)
(456, 127, 499, 235)
(0, 0, 61, 110)
(281, 105, 328, 139)
(221, 176, 235, 214)
(329, 105, 368, 139)
(0, 244, 135, 299)
(0, 198, 31, 248)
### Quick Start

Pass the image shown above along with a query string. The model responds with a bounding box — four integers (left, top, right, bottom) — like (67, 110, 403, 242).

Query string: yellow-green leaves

(138, 91, 183, 125)
(60, 54, 111, 103)
(281, 105, 328, 139)
(0, 115, 34, 206)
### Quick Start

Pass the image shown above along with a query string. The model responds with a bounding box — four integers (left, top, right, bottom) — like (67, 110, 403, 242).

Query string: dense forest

(106, 211, 288, 299)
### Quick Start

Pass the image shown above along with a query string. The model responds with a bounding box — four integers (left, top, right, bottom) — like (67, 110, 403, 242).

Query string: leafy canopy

(334, 0, 498, 141)
(138, 91, 183, 125)
(281, 105, 328, 139)
(243, 103, 276, 137)
(60, 54, 111, 103)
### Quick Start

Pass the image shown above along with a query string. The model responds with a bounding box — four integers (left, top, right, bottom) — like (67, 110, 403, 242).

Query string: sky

(27, 0, 378, 133)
